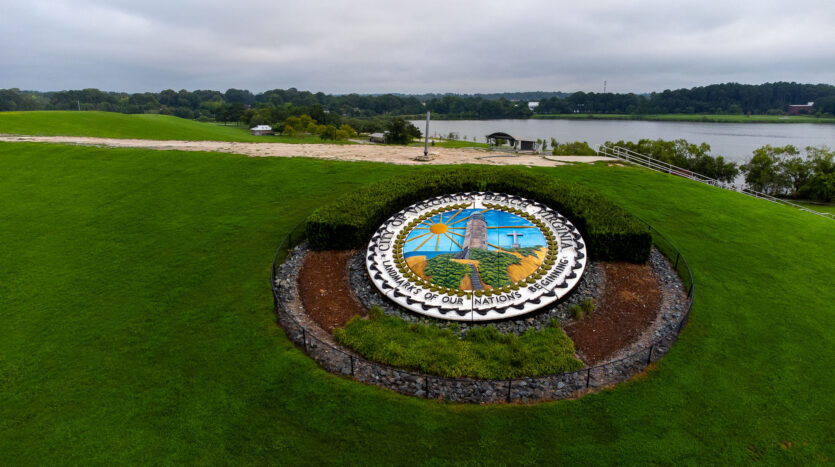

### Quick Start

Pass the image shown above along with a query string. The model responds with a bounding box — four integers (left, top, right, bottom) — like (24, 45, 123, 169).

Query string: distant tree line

(3, 82, 835, 123)
(538, 82, 835, 115)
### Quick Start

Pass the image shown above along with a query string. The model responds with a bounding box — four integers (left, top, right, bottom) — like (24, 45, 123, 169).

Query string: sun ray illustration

(448, 216, 471, 226)
(445, 208, 463, 224)
(405, 231, 432, 242)
(449, 231, 465, 237)
(444, 232, 463, 249)
(435, 234, 440, 251)
(413, 234, 435, 251)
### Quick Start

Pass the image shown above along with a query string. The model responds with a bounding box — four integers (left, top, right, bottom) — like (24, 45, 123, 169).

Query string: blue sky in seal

(404, 209, 545, 258)
(1, 0, 833, 93)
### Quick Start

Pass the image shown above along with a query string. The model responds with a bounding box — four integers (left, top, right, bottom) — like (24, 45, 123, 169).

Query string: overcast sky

(2, 0, 834, 94)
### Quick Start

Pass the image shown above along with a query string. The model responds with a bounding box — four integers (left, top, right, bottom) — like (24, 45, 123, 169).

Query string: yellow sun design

(407, 209, 468, 252)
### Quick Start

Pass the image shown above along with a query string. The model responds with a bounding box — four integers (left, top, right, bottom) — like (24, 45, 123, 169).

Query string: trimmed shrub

(305, 166, 651, 262)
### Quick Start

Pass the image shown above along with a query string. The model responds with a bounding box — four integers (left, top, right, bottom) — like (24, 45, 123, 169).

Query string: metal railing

(271, 221, 695, 403)
(597, 144, 834, 220)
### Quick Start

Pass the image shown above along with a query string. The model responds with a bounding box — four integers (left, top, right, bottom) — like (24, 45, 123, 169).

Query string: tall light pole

(424, 111, 430, 157)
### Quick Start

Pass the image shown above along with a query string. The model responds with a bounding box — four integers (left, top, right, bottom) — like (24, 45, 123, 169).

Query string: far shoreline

(405, 113, 835, 124)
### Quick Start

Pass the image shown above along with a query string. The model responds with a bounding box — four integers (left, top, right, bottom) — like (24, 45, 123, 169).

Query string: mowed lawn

(0, 142, 833, 464)
(0, 111, 340, 143)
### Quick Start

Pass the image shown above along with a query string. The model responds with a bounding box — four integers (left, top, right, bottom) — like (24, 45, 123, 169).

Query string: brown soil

(298, 250, 663, 366)
(297, 250, 366, 331)
(564, 262, 661, 365)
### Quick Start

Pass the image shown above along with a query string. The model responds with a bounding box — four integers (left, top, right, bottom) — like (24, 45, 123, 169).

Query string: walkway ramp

(597, 144, 833, 221)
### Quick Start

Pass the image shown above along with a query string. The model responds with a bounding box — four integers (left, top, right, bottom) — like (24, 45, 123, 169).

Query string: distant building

(486, 131, 539, 152)
(250, 125, 273, 136)
(528, 101, 539, 111)
(369, 132, 386, 143)
(787, 102, 815, 115)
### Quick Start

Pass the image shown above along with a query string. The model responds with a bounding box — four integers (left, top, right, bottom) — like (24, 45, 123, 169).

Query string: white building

(250, 125, 273, 136)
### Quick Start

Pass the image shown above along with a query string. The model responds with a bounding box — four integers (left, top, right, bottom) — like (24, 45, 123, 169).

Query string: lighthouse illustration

(462, 212, 488, 249)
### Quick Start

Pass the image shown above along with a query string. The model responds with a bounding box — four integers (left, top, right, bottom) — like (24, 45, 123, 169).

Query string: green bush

(334, 314, 583, 379)
(305, 166, 651, 262)
(551, 141, 598, 156)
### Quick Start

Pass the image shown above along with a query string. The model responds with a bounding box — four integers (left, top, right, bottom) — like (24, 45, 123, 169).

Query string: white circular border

(365, 192, 587, 321)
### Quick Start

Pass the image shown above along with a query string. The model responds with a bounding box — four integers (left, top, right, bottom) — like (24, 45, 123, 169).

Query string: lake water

(411, 119, 835, 163)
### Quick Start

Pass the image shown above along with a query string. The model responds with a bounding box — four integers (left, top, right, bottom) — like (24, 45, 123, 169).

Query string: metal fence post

(425, 377, 430, 399)
(350, 355, 355, 376)
(586, 368, 591, 388)
(674, 252, 680, 269)
(302, 328, 307, 351)
(506, 380, 512, 402)
(647, 344, 654, 365)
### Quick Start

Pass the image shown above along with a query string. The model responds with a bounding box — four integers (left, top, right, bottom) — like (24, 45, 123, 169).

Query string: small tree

(385, 117, 421, 145)
(798, 146, 835, 202)
(338, 124, 357, 139)
(741, 145, 798, 195)
(317, 124, 338, 140)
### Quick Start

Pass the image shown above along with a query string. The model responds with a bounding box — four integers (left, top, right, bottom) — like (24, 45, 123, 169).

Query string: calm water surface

(412, 119, 835, 163)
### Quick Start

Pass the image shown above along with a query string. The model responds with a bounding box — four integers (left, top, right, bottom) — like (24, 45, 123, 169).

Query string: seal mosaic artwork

(366, 192, 588, 320)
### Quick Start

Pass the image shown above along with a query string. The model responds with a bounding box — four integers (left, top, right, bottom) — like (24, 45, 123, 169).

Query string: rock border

(272, 234, 693, 403)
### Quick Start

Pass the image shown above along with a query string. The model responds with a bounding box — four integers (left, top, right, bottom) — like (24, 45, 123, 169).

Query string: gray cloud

(1, 0, 833, 93)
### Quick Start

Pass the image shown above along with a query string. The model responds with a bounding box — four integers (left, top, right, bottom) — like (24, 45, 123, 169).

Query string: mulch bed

(297, 250, 367, 332)
(298, 250, 662, 366)
(564, 262, 661, 365)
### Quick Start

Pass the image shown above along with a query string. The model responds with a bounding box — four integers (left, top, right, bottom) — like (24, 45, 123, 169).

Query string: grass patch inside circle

(334, 307, 583, 379)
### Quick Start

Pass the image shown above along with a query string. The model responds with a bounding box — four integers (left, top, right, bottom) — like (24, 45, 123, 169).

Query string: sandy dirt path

(0, 134, 615, 166)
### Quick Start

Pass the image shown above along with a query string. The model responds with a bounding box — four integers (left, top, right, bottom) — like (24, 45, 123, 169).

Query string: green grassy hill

(0, 111, 317, 142)
(0, 142, 832, 464)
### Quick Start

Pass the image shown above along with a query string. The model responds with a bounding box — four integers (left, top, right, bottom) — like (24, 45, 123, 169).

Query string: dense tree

(216, 102, 245, 125)
(605, 139, 739, 183)
(798, 147, 835, 202)
(384, 117, 421, 144)
(0, 88, 47, 111)
(740, 145, 798, 195)
(739, 145, 835, 201)
(813, 96, 835, 116)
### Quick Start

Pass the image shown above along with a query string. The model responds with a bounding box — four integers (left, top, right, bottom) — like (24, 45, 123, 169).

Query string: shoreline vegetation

(402, 113, 835, 124)
(534, 113, 835, 124)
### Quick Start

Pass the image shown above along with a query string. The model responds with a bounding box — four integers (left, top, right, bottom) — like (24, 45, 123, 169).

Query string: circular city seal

(365, 192, 587, 321)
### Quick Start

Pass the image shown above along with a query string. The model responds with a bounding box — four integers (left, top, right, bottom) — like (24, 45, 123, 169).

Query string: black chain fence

(271, 220, 693, 403)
